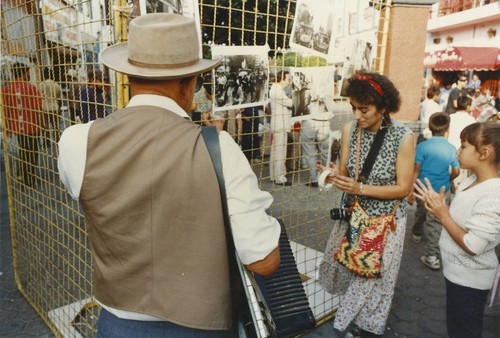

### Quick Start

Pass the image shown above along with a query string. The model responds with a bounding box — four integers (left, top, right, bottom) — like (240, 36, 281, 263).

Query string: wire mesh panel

(0, 0, 391, 336)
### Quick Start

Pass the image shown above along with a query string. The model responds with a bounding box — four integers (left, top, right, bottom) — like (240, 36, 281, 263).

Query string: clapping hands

(413, 178, 450, 221)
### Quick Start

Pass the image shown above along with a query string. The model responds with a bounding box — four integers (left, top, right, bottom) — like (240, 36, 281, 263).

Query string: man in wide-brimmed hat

(57, 13, 280, 337)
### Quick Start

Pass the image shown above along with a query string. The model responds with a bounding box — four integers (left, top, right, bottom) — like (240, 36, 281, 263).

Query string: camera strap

(354, 120, 401, 214)
(334, 122, 388, 217)
(355, 121, 388, 183)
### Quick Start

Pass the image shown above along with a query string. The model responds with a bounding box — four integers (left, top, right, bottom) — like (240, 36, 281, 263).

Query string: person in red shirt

(2, 62, 43, 187)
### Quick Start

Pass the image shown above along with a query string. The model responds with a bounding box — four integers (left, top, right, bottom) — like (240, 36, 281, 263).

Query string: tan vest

(80, 106, 232, 330)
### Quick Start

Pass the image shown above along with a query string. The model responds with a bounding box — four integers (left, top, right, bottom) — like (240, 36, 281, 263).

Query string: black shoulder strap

(201, 126, 243, 327)
(359, 125, 388, 183)
(201, 126, 230, 224)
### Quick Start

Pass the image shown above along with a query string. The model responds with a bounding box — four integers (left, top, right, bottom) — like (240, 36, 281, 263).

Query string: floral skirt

(327, 216, 407, 334)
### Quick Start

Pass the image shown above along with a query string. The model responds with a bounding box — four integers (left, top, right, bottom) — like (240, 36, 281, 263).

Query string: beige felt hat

(100, 13, 221, 79)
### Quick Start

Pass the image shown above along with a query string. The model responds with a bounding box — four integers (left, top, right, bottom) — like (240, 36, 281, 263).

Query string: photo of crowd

(211, 46, 270, 111)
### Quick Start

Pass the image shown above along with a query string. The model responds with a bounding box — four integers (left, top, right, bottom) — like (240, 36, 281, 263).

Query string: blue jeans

(445, 278, 489, 338)
(96, 308, 237, 338)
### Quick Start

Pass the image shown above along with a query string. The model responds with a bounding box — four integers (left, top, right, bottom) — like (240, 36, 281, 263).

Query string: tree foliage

(199, 0, 296, 56)
(273, 52, 327, 68)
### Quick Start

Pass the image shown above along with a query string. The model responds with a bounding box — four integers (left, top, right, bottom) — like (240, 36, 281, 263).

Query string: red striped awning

(423, 46, 500, 71)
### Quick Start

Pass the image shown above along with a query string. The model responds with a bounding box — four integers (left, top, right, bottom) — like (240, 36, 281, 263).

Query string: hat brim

(100, 43, 222, 79)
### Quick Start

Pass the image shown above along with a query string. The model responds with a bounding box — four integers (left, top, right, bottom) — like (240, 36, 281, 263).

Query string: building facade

(424, 0, 500, 99)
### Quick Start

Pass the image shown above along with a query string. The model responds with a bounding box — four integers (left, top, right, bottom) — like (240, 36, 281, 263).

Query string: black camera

(330, 204, 350, 221)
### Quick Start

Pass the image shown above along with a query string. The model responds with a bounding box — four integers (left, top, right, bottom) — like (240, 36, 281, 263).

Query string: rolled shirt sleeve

(57, 122, 94, 200)
(218, 130, 281, 264)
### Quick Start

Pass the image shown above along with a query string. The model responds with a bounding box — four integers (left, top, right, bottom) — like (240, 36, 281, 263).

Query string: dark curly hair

(345, 72, 401, 115)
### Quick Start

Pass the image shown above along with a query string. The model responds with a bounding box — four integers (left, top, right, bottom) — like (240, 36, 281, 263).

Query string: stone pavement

(1, 152, 499, 337)
(1, 152, 53, 338)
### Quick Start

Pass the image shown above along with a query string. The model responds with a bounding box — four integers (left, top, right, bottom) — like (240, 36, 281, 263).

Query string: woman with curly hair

(318, 72, 415, 337)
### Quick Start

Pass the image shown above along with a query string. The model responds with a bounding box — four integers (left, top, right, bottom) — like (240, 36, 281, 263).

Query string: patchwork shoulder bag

(334, 123, 400, 279)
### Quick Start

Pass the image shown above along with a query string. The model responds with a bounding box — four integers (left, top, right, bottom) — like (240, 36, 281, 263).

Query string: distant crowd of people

(422, 73, 500, 127)
(1, 63, 111, 188)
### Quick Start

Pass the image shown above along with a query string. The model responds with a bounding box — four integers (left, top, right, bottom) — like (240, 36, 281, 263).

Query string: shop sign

(424, 46, 500, 71)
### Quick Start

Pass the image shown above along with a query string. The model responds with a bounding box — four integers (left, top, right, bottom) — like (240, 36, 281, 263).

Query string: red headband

(354, 74, 384, 96)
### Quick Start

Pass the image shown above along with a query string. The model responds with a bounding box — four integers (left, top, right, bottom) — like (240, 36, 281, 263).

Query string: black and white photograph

(211, 45, 270, 112)
(140, 0, 172, 13)
(139, 0, 198, 16)
(139, 0, 202, 54)
(346, 35, 377, 72)
(336, 34, 377, 97)
(290, 66, 336, 118)
(328, 0, 379, 62)
(290, 0, 335, 58)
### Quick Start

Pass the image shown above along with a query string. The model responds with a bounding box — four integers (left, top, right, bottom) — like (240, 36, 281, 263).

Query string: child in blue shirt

(409, 112, 460, 270)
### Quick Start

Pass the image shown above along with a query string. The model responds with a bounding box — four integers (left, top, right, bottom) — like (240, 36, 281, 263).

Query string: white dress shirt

(419, 98, 440, 139)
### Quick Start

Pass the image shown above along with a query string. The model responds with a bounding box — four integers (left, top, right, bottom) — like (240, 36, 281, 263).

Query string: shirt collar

(127, 94, 191, 120)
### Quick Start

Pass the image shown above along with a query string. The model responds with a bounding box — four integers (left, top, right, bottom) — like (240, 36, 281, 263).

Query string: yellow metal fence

(1, 0, 391, 336)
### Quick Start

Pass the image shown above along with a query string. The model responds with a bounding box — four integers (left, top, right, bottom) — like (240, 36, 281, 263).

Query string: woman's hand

(414, 178, 449, 220)
(331, 174, 361, 195)
(407, 190, 416, 205)
(317, 162, 362, 195)
(414, 178, 473, 255)
(317, 161, 339, 183)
